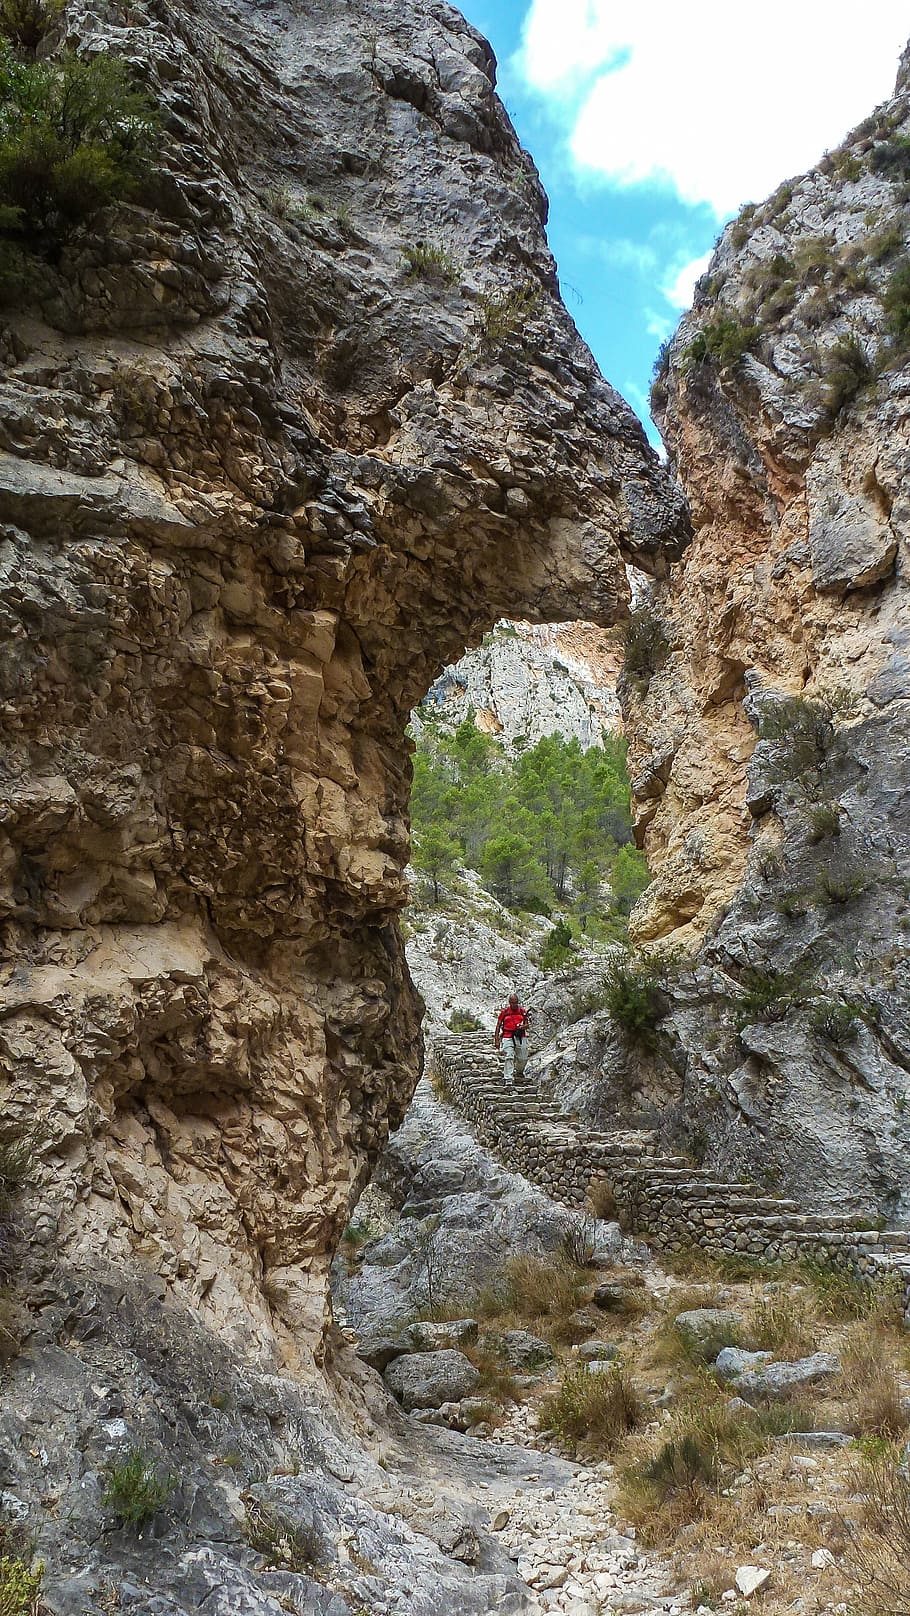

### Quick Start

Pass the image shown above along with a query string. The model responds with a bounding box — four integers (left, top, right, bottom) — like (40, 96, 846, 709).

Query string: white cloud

(517, 2, 909, 215)
(644, 308, 675, 340)
(661, 250, 713, 309)
(586, 235, 659, 274)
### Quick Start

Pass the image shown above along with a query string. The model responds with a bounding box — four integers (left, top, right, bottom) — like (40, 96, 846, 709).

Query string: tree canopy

(409, 716, 650, 936)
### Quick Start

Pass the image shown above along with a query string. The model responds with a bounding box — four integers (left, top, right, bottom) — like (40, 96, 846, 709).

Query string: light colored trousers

(500, 1034, 529, 1080)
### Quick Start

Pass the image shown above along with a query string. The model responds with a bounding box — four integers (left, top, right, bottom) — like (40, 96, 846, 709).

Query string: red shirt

(497, 1005, 528, 1037)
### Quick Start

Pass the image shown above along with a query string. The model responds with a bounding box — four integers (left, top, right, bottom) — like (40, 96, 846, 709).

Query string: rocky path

(396, 1418, 680, 1616)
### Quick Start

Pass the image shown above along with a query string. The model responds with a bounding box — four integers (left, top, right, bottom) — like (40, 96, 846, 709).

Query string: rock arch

(0, 0, 688, 1366)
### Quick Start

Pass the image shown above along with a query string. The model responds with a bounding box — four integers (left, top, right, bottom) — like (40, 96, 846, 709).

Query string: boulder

(714, 1346, 773, 1381)
(384, 1349, 479, 1412)
(408, 1318, 478, 1352)
(730, 1352, 841, 1401)
(496, 1329, 555, 1369)
(674, 1308, 743, 1362)
(355, 1334, 412, 1373)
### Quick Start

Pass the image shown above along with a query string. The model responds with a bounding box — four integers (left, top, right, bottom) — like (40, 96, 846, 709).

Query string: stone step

(429, 1039, 910, 1318)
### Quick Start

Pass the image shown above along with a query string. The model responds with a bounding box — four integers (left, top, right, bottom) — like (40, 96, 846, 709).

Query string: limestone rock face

(418, 618, 623, 749)
(620, 46, 910, 1218)
(0, 0, 686, 1365)
(629, 62, 910, 947)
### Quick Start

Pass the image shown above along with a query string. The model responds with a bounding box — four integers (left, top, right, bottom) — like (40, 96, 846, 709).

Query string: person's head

(508, 993, 519, 1008)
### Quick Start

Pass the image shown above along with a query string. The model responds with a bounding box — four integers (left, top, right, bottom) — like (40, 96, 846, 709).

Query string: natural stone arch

(0, 0, 689, 1369)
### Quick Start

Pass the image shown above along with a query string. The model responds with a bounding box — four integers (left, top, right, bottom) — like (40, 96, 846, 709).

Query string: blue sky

(458, 0, 909, 442)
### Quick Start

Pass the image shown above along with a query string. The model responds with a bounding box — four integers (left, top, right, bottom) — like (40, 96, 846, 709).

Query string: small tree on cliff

(413, 827, 459, 904)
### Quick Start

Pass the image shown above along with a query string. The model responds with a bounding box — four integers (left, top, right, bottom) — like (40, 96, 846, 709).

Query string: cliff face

(0, 0, 687, 1365)
(622, 51, 910, 1215)
(418, 619, 622, 749)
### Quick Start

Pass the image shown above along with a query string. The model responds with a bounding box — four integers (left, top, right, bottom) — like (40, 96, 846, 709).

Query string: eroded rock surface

(615, 44, 910, 1217)
(0, 0, 687, 1365)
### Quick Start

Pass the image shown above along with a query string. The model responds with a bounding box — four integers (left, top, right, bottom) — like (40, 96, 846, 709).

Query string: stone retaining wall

(428, 1033, 910, 1325)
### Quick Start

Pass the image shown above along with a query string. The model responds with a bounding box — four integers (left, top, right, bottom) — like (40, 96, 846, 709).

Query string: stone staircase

(428, 1032, 910, 1322)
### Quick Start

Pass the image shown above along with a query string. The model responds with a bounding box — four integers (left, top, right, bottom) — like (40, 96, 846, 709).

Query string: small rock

(811, 1548, 836, 1569)
(732, 1353, 841, 1402)
(578, 1341, 620, 1364)
(715, 1346, 773, 1381)
(735, 1566, 771, 1597)
(491, 1508, 510, 1531)
(592, 1282, 634, 1311)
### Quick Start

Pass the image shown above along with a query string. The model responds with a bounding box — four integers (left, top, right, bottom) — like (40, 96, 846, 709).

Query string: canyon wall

(0, 0, 688, 1365)
(621, 47, 910, 1218)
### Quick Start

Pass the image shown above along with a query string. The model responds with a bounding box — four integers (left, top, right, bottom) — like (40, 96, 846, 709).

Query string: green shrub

(870, 135, 910, 179)
(806, 801, 841, 842)
(728, 201, 757, 249)
(732, 960, 813, 1024)
(102, 1448, 177, 1532)
(0, 1127, 34, 1209)
(541, 1364, 642, 1454)
(755, 689, 851, 783)
(645, 1432, 716, 1497)
(0, 44, 156, 246)
(649, 339, 671, 409)
(793, 237, 833, 278)
(0, 1555, 43, 1616)
(0, 0, 62, 48)
(246, 1502, 324, 1572)
(402, 240, 459, 284)
(540, 917, 574, 971)
(685, 315, 760, 368)
(822, 333, 872, 414)
(813, 867, 868, 906)
(621, 605, 670, 680)
(883, 257, 910, 350)
(867, 224, 904, 264)
(447, 1009, 481, 1033)
(594, 948, 669, 1045)
(477, 281, 540, 345)
(810, 996, 861, 1045)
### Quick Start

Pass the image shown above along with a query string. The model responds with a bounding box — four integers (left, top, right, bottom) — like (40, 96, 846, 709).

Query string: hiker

(494, 993, 531, 1081)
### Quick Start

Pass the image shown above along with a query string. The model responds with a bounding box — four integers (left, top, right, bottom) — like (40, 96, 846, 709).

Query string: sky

(457, 1, 909, 442)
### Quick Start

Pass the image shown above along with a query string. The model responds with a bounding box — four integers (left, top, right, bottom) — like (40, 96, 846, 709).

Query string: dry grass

(540, 1364, 643, 1455)
(807, 1264, 905, 1327)
(586, 1178, 619, 1221)
(839, 1326, 909, 1440)
(846, 1451, 910, 1616)
(463, 1344, 519, 1409)
(471, 1253, 590, 1345)
(749, 1289, 817, 1356)
(618, 1387, 768, 1541)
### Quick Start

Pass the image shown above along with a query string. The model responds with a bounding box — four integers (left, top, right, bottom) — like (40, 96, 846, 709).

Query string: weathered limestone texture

(0, 0, 687, 1365)
(620, 45, 910, 1215)
(417, 618, 622, 748)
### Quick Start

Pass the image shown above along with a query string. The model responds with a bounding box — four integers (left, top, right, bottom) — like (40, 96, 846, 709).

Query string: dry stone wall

(430, 1033, 910, 1324)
